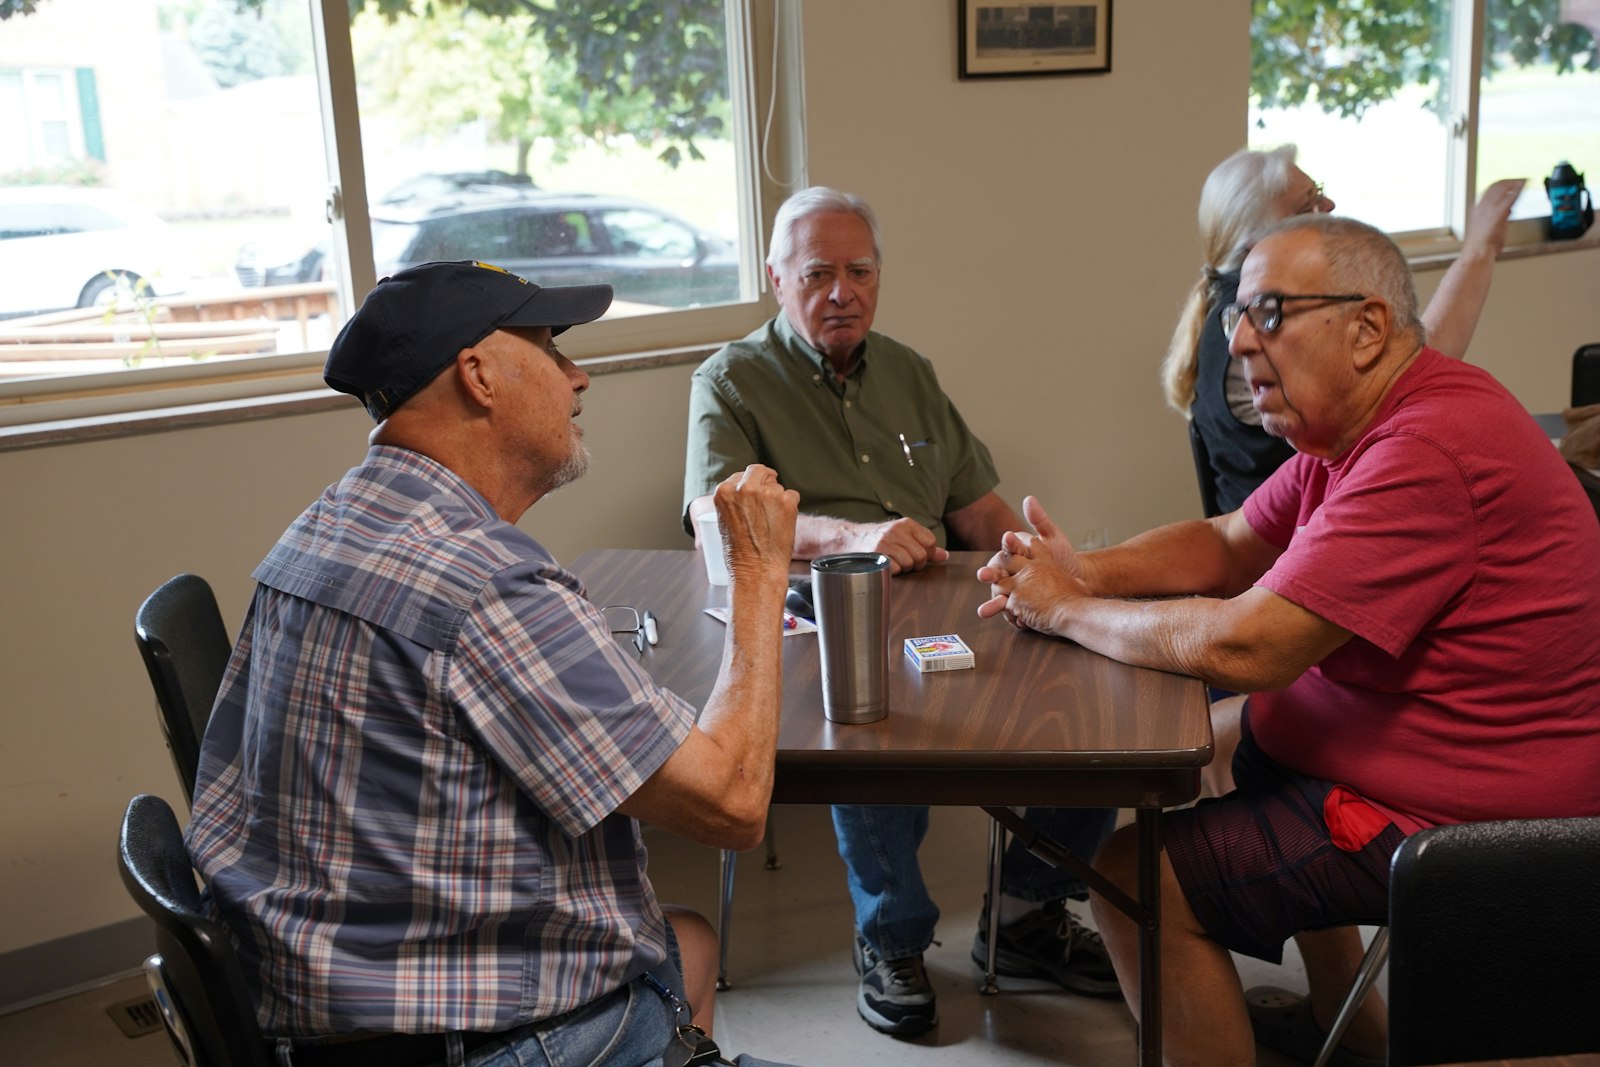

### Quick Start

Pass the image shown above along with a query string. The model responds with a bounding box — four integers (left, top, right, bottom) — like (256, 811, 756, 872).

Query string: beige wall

(2, 0, 1597, 965)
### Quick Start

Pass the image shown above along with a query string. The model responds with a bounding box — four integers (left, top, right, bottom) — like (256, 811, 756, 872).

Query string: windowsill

(1407, 230, 1600, 272)
(0, 342, 721, 453)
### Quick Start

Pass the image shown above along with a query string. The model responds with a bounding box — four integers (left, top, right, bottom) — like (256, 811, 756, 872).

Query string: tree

(1253, 0, 1597, 120)
(0, 0, 729, 168)
(350, 3, 648, 180)
(189, 0, 313, 88)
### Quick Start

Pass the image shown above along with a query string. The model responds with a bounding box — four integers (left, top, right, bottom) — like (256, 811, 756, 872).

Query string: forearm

(1049, 589, 1340, 693)
(792, 512, 862, 560)
(1078, 518, 1250, 600)
(676, 571, 787, 847)
(944, 491, 1022, 553)
(1422, 244, 1496, 359)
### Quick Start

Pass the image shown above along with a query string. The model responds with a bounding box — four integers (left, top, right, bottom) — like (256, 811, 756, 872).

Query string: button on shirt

(185, 447, 696, 1036)
(682, 313, 1000, 537)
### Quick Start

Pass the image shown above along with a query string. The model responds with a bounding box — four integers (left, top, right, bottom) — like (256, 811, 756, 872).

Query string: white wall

(1, 0, 1596, 973)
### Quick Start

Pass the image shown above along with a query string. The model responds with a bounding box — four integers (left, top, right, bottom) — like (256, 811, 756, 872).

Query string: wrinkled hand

(1464, 178, 1525, 258)
(853, 516, 949, 575)
(713, 465, 799, 585)
(974, 496, 1090, 634)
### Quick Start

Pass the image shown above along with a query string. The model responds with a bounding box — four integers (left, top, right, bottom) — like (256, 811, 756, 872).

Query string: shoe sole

(970, 942, 1123, 999)
(856, 989, 937, 1037)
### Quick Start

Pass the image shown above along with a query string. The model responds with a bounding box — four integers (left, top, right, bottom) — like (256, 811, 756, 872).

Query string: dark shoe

(852, 933, 937, 1037)
(970, 897, 1122, 998)
(1245, 985, 1384, 1067)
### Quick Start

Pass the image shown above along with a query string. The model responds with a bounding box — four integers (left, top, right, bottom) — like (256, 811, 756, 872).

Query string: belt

(269, 1029, 507, 1067)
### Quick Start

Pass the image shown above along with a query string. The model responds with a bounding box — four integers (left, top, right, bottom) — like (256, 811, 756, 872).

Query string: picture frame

(958, 1, 1113, 80)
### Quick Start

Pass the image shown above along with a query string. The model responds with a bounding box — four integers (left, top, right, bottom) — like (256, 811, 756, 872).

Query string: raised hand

(713, 465, 799, 585)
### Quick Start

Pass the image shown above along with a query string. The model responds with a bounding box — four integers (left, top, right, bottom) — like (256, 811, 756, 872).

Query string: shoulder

(864, 331, 941, 386)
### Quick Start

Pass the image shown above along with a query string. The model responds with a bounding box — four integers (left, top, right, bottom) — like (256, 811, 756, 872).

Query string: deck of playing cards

(903, 634, 975, 672)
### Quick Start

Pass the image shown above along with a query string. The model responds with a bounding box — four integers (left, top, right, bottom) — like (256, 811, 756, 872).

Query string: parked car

(0, 186, 185, 319)
(237, 185, 742, 310)
(378, 169, 533, 205)
(234, 232, 328, 288)
(370, 187, 741, 308)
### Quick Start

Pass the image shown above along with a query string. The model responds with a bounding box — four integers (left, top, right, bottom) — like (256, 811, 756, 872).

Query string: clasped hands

(975, 496, 1090, 636)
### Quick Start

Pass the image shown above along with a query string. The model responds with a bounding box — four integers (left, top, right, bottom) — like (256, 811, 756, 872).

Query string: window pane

(1477, 0, 1600, 222)
(1250, 0, 1457, 234)
(349, 0, 751, 315)
(0, 0, 341, 381)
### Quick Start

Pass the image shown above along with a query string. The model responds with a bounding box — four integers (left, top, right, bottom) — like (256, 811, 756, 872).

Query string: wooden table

(572, 549, 1211, 1066)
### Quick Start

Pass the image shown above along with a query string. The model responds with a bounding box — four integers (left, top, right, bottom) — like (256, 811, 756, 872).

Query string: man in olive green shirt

(680, 187, 1118, 1039)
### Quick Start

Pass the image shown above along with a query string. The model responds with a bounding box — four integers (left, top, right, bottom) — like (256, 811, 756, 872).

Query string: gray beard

(538, 438, 591, 497)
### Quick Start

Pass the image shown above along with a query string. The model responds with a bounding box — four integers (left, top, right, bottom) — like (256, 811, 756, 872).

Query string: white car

(0, 186, 185, 319)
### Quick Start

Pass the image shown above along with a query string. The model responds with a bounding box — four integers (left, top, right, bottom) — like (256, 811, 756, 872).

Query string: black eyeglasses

(1221, 292, 1366, 341)
(601, 604, 649, 656)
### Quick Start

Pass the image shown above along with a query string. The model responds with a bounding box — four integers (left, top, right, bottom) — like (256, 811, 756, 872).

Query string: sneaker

(970, 897, 1122, 998)
(852, 932, 938, 1037)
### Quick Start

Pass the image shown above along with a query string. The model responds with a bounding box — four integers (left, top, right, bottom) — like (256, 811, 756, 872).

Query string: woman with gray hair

(1162, 144, 1523, 516)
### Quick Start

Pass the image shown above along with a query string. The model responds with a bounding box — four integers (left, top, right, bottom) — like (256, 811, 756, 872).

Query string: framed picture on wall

(958, 1, 1113, 79)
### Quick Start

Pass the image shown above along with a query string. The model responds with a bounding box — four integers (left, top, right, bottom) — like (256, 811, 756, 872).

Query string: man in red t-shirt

(977, 214, 1600, 1066)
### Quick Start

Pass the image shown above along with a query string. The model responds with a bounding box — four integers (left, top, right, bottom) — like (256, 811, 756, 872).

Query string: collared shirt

(185, 446, 695, 1036)
(682, 312, 1001, 539)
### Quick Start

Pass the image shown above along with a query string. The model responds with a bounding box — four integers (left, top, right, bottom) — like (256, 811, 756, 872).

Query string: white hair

(1161, 144, 1302, 413)
(765, 186, 883, 273)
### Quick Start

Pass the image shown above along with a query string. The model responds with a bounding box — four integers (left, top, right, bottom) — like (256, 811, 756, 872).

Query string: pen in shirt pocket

(898, 433, 933, 467)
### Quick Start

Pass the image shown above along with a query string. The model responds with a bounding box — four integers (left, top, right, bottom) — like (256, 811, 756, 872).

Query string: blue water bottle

(1545, 161, 1594, 240)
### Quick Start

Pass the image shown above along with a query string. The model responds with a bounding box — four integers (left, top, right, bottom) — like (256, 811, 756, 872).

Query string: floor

(1, 804, 1590, 1066)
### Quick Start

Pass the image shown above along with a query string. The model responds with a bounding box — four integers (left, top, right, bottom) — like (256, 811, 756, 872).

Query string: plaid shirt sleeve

(449, 564, 696, 839)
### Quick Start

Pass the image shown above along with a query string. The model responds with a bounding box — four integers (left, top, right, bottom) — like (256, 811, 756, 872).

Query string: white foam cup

(696, 510, 730, 586)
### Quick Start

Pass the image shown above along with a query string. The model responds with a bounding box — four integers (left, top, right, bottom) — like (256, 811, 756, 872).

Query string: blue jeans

(463, 925, 801, 1067)
(832, 804, 1117, 960)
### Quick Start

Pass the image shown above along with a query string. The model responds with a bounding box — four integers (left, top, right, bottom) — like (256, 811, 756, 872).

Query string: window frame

(1251, 0, 1598, 261)
(0, 0, 804, 446)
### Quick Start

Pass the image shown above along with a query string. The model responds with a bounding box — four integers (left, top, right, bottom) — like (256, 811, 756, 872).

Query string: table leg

(1136, 806, 1162, 1067)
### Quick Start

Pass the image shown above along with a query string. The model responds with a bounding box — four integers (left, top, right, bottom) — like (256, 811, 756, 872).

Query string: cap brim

(502, 283, 614, 336)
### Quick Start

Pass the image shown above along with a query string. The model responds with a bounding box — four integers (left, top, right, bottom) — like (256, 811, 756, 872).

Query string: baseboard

(0, 917, 155, 1015)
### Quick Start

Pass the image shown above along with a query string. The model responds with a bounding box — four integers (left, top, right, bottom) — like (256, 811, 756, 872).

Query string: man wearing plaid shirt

(186, 261, 802, 1067)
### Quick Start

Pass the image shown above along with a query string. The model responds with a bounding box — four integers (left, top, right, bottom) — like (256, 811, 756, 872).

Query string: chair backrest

(1386, 816, 1600, 1065)
(1572, 342, 1600, 407)
(1188, 421, 1223, 518)
(134, 574, 231, 800)
(117, 793, 271, 1067)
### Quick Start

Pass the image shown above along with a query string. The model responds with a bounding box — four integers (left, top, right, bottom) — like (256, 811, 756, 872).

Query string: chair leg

(716, 813, 779, 993)
(980, 814, 1006, 994)
(1312, 927, 1390, 1067)
(717, 848, 737, 991)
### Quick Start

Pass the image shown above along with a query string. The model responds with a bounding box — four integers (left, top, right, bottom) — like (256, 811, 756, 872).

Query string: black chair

(1188, 421, 1223, 518)
(1570, 462, 1600, 524)
(118, 793, 271, 1067)
(135, 574, 231, 800)
(1386, 816, 1600, 1065)
(1571, 342, 1600, 407)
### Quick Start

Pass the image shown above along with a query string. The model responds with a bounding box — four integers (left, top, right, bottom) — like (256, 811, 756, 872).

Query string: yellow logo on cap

(471, 260, 528, 284)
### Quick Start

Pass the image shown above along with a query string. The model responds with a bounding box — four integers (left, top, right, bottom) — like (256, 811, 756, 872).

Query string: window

(1250, 0, 1599, 240)
(0, 0, 788, 431)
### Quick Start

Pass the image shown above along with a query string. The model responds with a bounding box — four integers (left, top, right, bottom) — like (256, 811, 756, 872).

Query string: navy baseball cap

(324, 260, 613, 421)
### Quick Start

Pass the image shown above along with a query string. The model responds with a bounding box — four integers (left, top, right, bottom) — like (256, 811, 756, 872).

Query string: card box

(903, 634, 975, 672)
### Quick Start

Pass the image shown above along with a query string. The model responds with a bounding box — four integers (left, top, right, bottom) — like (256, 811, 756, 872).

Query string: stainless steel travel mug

(811, 553, 891, 724)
